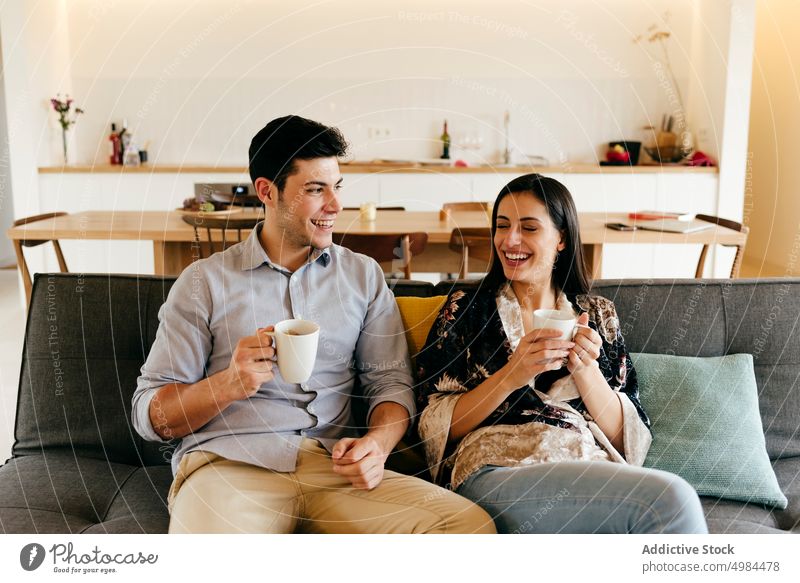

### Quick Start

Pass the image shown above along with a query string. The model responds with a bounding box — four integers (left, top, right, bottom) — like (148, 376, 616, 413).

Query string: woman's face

(494, 192, 565, 285)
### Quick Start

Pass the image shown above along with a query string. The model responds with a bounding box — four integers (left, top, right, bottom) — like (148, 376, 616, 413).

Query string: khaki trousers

(168, 438, 495, 534)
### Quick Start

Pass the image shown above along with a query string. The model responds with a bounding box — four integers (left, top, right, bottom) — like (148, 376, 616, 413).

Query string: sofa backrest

(592, 279, 800, 461)
(14, 275, 177, 466)
(13, 274, 435, 467)
(14, 275, 799, 466)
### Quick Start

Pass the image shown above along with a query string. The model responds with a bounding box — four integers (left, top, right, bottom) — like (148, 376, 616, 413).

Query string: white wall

(0, 35, 16, 266)
(61, 0, 705, 167)
(0, 0, 73, 221)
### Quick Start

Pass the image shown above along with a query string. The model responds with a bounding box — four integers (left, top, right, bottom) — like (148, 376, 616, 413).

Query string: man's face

(273, 157, 343, 252)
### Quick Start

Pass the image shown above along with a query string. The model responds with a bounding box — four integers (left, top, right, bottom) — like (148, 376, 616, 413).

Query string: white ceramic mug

(532, 309, 589, 340)
(265, 319, 319, 384)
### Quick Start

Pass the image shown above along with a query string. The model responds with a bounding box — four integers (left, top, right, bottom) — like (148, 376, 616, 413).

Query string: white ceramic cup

(532, 309, 589, 340)
(265, 319, 320, 384)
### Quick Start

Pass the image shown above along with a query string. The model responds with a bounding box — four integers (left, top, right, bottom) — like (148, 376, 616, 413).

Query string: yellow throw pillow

(395, 295, 447, 357)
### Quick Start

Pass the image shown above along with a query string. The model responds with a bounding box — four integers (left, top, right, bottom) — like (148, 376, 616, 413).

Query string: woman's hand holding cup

(500, 328, 575, 390)
(567, 312, 602, 375)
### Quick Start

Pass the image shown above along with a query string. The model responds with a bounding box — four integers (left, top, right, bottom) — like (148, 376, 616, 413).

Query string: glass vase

(61, 128, 68, 165)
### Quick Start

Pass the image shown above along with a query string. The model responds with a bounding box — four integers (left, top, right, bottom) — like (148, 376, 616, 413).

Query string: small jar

(359, 202, 377, 222)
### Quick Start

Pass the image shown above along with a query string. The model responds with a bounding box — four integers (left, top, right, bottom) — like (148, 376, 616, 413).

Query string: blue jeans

(456, 462, 708, 534)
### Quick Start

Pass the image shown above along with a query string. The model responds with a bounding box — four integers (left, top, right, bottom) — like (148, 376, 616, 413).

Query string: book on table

(628, 210, 695, 221)
(634, 219, 713, 234)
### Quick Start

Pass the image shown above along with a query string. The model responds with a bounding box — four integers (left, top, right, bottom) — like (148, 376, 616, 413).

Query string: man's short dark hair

(248, 115, 349, 192)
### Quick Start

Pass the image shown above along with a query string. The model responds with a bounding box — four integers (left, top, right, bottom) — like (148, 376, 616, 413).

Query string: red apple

(606, 145, 630, 163)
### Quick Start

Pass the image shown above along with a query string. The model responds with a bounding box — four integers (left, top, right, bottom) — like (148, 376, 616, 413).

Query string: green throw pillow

(631, 352, 787, 509)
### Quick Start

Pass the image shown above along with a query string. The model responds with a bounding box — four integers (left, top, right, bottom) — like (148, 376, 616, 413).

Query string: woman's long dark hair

(482, 173, 592, 296)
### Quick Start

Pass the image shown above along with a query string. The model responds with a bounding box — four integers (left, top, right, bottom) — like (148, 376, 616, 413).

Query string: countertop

(38, 162, 719, 175)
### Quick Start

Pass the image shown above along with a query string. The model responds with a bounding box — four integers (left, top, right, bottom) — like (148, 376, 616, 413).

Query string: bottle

(123, 139, 141, 167)
(118, 119, 131, 158)
(108, 123, 120, 165)
(440, 120, 451, 160)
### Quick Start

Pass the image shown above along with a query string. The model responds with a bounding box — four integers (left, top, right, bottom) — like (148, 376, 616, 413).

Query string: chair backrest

(694, 214, 750, 278)
(227, 195, 262, 208)
(442, 201, 490, 212)
(448, 227, 493, 279)
(333, 232, 428, 278)
(12, 212, 69, 306)
(181, 215, 261, 259)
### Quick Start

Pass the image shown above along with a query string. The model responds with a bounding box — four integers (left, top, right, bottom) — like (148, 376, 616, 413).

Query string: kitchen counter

(38, 162, 718, 174)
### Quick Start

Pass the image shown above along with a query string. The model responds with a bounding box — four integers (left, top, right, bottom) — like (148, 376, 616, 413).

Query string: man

(132, 115, 494, 534)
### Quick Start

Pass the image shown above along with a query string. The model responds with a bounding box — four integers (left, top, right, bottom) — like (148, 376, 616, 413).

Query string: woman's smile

(501, 249, 533, 268)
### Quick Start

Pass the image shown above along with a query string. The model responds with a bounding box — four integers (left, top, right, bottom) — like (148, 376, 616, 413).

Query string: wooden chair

(12, 212, 69, 305)
(333, 232, 428, 278)
(442, 201, 490, 213)
(448, 227, 493, 279)
(695, 214, 750, 278)
(181, 215, 261, 259)
(227, 195, 262, 208)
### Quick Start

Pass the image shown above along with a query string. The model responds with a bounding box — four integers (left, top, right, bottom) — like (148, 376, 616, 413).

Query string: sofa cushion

(701, 457, 800, 533)
(633, 352, 787, 508)
(0, 453, 170, 534)
(701, 497, 782, 534)
(771, 457, 800, 532)
(396, 295, 447, 357)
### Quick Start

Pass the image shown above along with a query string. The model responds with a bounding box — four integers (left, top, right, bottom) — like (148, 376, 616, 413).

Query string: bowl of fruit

(602, 141, 640, 166)
(178, 197, 242, 216)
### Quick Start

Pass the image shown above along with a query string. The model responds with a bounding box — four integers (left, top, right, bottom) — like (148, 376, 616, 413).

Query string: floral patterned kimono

(416, 283, 652, 490)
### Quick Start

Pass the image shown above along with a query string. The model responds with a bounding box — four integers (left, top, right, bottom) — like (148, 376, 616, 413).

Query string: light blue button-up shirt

(132, 223, 415, 476)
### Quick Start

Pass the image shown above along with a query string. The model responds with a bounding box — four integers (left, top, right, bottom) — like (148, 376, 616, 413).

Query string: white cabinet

(379, 173, 473, 211)
(471, 174, 518, 202)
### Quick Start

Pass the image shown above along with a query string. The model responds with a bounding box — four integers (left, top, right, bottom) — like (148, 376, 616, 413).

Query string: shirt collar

(240, 222, 331, 271)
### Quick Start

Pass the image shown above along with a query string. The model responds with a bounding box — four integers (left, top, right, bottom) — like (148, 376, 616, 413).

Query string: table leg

(153, 241, 196, 275)
(582, 244, 603, 280)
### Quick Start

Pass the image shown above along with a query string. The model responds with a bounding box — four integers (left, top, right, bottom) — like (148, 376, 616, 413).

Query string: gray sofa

(1, 274, 798, 533)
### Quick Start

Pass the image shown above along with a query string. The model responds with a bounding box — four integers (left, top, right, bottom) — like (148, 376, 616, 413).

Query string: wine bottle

(440, 120, 451, 160)
(118, 119, 131, 157)
(108, 123, 121, 165)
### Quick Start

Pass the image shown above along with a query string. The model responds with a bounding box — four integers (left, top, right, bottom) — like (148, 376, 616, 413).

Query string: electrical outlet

(368, 126, 393, 139)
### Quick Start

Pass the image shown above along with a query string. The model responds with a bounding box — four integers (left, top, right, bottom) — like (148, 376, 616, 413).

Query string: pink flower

(50, 94, 84, 130)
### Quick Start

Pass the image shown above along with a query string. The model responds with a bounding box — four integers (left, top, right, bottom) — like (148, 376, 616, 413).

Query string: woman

(416, 174, 707, 533)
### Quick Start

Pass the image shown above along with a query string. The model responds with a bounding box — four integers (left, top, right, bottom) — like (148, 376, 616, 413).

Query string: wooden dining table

(7, 209, 747, 278)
